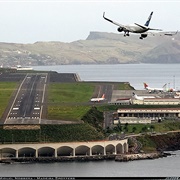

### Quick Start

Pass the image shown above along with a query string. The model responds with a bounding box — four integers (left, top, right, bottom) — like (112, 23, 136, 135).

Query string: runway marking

(39, 74, 47, 124)
(13, 108, 19, 110)
(23, 74, 38, 118)
(4, 74, 28, 123)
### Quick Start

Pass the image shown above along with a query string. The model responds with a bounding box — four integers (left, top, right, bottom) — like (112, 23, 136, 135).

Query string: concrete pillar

(54, 149, 57, 158)
(122, 145, 124, 154)
(35, 149, 38, 158)
(73, 149, 75, 157)
(126, 143, 128, 153)
(114, 146, 117, 155)
(104, 147, 106, 155)
(89, 148, 92, 156)
(15, 150, 18, 158)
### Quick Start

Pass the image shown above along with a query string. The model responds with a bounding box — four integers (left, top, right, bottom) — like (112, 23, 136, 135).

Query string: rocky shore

(115, 152, 171, 162)
(0, 152, 171, 164)
(0, 155, 116, 164)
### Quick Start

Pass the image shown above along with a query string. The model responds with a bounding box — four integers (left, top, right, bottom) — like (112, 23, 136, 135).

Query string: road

(4, 73, 47, 124)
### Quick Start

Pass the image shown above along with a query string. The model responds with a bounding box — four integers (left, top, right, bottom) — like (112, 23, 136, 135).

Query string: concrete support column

(122, 145, 124, 154)
(73, 149, 75, 157)
(54, 149, 57, 158)
(89, 148, 92, 156)
(15, 150, 18, 158)
(35, 149, 38, 158)
(126, 143, 128, 153)
(114, 146, 117, 155)
(104, 147, 106, 155)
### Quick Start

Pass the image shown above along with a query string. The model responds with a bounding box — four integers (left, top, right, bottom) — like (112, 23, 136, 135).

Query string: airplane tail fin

(132, 92, 136, 97)
(102, 94, 105, 99)
(144, 11, 153, 26)
(144, 82, 148, 89)
(163, 83, 167, 92)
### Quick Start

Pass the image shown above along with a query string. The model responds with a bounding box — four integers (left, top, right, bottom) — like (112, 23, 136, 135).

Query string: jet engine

(140, 34, 148, 39)
(117, 27, 123, 32)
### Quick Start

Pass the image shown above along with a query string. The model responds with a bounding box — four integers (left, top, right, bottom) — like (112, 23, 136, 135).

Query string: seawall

(0, 152, 170, 164)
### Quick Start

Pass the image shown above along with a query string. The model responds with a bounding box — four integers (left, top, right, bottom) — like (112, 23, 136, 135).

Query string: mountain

(0, 31, 180, 67)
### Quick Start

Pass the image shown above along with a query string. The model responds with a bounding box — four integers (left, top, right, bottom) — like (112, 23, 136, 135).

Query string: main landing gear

(124, 32, 130, 37)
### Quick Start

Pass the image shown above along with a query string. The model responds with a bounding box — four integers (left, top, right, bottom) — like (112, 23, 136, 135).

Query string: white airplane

(143, 82, 166, 93)
(163, 84, 179, 92)
(132, 92, 155, 100)
(90, 94, 105, 102)
(103, 11, 162, 39)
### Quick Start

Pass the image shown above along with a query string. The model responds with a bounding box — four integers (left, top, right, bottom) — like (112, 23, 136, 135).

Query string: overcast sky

(0, 0, 179, 43)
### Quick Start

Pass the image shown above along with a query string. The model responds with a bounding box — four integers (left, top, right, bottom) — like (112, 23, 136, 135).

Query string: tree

(132, 127, 137, 133)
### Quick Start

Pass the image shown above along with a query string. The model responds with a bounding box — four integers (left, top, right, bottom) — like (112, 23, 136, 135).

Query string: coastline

(0, 151, 171, 164)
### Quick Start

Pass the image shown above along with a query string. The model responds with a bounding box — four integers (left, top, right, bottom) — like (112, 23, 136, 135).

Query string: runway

(4, 73, 47, 124)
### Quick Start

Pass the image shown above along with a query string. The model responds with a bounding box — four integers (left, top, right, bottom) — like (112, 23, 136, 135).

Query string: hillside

(0, 31, 180, 66)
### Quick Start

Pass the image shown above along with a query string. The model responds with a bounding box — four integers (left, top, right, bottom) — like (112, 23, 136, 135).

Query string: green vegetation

(47, 82, 133, 121)
(137, 135, 157, 152)
(48, 105, 91, 121)
(111, 120, 180, 135)
(48, 82, 95, 103)
(82, 106, 104, 132)
(47, 82, 95, 121)
(0, 82, 17, 117)
(0, 124, 105, 143)
(117, 83, 135, 90)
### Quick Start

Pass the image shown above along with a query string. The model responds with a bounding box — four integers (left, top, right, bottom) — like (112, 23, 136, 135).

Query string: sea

(1, 63, 180, 178)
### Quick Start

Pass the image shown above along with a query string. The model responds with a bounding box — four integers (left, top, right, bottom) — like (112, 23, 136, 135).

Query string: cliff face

(0, 31, 180, 67)
(149, 132, 180, 151)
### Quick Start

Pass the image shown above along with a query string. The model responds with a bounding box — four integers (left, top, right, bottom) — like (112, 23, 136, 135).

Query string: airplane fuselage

(90, 98, 105, 102)
(124, 24, 148, 33)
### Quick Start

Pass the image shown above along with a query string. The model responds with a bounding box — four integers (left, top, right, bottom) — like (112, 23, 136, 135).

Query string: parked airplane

(90, 94, 105, 102)
(163, 84, 176, 92)
(103, 11, 162, 39)
(132, 92, 155, 100)
(143, 83, 166, 93)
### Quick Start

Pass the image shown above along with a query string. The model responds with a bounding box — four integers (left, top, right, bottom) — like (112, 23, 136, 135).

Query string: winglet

(103, 12, 105, 18)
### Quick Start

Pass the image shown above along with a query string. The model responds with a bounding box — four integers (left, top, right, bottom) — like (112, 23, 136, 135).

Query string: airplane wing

(164, 30, 178, 36)
(135, 23, 162, 31)
(103, 12, 124, 27)
(147, 30, 178, 37)
(134, 23, 148, 30)
(148, 27, 163, 31)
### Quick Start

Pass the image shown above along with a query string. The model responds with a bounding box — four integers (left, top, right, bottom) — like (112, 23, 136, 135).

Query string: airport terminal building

(114, 108, 180, 124)
(132, 98, 180, 105)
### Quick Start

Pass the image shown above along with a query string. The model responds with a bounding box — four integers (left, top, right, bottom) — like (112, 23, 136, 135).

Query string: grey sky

(0, 0, 179, 43)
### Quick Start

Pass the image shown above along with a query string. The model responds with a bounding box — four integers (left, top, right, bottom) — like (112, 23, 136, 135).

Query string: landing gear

(124, 32, 130, 37)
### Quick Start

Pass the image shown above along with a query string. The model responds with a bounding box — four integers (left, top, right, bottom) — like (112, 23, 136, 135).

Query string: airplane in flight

(103, 11, 162, 39)
(143, 83, 167, 93)
(90, 94, 105, 102)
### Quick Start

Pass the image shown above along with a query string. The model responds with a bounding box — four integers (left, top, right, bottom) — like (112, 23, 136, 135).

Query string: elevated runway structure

(0, 140, 128, 159)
